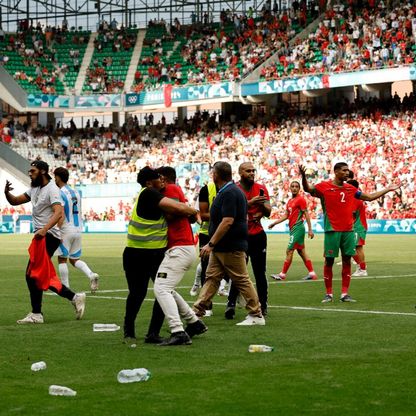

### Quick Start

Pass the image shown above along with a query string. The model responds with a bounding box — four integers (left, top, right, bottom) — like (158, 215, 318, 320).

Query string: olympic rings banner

(126, 82, 233, 107)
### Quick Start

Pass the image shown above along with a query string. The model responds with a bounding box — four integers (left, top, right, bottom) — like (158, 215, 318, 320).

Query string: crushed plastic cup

(117, 368, 151, 383)
(93, 324, 120, 332)
(31, 361, 47, 371)
(49, 385, 77, 396)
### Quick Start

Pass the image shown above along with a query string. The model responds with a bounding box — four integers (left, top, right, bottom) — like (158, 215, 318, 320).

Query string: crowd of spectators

(261, 2, 416, 81)
(0, 22, 89, 94)
(84, 22, 137, 93)
(4, 93, 415, 220)
(133, 3, 312, 89)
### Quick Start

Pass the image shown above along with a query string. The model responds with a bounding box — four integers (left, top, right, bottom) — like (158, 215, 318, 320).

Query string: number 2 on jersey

(340, 192, 346, 203)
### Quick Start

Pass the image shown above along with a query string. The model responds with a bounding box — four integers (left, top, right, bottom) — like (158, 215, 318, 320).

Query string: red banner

(164, 84, 173, 108)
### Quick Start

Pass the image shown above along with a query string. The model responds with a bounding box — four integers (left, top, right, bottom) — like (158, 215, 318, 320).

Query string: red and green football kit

(353, 199, 367, 246)
(287, 195, 307, 250)
(314, 181, 361, 257)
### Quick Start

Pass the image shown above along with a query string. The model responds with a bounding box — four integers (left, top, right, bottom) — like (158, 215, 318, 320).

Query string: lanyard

(217, 181, 234, 194)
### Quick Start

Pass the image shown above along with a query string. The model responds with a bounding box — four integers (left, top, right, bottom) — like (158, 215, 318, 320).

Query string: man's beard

(31, 176, 43, 187)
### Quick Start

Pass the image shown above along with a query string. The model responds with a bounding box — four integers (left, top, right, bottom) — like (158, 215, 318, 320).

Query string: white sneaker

(236, 315, 266, 326)
(17, 312, 44, 324)
(352, 269, 368, 277)
(204, 309, 213, 317)
(336, 261, 342, 266)
(89, 273, 99, 293)
(218, 288, 229, 297)
(189, 284, 200, 297)
(72, 293, 86, 320)
(271, 273, 286, 281)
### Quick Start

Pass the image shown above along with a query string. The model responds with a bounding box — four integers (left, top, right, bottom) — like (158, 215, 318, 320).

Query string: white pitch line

(84, 273, 416, 294)
(272, 305, 416, 316)
(79, 294, 416, 317)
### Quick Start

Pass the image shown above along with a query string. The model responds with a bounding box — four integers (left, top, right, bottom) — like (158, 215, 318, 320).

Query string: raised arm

(359, 182, 401, 202)
(298, 165, 316, 196)
(268, 212, 288, 229)
(4, 180, 30, 206)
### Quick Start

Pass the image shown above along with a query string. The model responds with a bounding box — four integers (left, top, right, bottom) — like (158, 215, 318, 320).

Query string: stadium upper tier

(82, 25, 138, 94)
(0, 28, 90, 95)
(132, 10, 313, 90)
(260, 3, 416, 80)
(5, 95, 415, 220)
(0, 7, 314, 96)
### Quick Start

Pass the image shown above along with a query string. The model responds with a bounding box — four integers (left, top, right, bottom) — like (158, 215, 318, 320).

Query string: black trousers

(227, 231, 268, 311)
(199, 233, 210, 287)
(123, 246, 165, 338)
(26, 233, 75, 314)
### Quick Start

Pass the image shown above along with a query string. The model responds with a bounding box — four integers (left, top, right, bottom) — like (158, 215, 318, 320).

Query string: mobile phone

(259, 189, 264, 196)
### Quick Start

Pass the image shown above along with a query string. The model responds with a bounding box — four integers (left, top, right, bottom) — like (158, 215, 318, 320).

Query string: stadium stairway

(243, 13, 325, 84)
(124, 29, 146, 92)
(74, 33, 97, 94)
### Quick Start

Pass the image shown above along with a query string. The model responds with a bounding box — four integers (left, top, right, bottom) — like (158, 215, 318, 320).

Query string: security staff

(123, 166, 198, 345)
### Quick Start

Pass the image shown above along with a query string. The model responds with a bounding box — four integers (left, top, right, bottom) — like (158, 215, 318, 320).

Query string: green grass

(1, 233, 416, 416)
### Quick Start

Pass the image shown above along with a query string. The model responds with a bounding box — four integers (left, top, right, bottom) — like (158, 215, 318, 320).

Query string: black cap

(31, 160, 52, 180)
(137, 166, 160, 187)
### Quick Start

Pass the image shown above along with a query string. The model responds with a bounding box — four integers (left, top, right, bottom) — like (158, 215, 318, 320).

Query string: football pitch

(1, 233, 415, 416)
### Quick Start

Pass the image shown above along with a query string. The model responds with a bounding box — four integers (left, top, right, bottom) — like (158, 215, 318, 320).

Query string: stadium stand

(82, 24, 138, 94)
(260, 3, 416, 80)
(133, 7, 314, 89)
(0, 26, 90, 94)
(3, 94, 415, 220)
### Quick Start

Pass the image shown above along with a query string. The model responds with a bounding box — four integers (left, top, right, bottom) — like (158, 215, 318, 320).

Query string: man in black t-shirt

(123, 167, 198, 345)
(193, 162, 265, 326)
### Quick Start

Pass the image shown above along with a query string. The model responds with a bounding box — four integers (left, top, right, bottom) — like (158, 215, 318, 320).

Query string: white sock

(194, 263, 202, 286)
(58, 263, 70, 287)
(74, 260, 93, 280)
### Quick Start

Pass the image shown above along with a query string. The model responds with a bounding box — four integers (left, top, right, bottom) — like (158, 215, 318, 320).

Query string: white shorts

(56, 232, 82, 259)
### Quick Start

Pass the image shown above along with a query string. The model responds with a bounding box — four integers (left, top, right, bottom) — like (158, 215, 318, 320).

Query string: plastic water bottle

(248, 344, 274, 353)
(117, 368, 151, 383)
(93, 323, 120, 332)
(49, 385, 77, 396)
(31, 361, 47, 371)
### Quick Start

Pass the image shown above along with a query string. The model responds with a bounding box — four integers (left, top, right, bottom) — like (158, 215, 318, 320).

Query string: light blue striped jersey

(60, 185, 82, 232)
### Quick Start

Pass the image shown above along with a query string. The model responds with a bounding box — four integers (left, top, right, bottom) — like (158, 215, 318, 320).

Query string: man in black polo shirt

(193, 161, 265, 326)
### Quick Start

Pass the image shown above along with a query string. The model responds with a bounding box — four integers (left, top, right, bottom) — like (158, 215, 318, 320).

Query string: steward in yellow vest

(123, 166, 198, 344)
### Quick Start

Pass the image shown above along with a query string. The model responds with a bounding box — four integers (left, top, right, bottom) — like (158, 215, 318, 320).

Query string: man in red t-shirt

(153, 167, 207, 346)
(268, 180, 317, 281)
(300, 162, 401, 303)
(225, 162, 271, 318)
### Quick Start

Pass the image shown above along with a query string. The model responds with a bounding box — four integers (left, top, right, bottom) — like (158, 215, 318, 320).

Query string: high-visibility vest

(199, 182, 217, 236)
(127, 188, 168, 249)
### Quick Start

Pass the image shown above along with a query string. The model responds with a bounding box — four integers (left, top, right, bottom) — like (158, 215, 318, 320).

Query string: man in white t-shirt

(54, 167, 99, 292)
(4, 160, 86, 324)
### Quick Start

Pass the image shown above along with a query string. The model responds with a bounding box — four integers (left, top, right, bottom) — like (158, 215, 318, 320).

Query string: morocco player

(268, 181, 317, 281)
(348, 179, 368, 277)
(299, 162, 401, 303)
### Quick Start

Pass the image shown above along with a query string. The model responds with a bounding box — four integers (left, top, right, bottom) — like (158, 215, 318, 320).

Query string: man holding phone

(225, 162, 271, 318)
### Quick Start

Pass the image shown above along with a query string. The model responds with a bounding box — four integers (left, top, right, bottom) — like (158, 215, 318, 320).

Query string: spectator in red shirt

(153, 166, 207, 346)
(225, 162, 271, 318)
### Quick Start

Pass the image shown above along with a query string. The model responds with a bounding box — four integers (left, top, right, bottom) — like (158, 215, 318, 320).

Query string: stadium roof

(0, 0, 279, 31)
